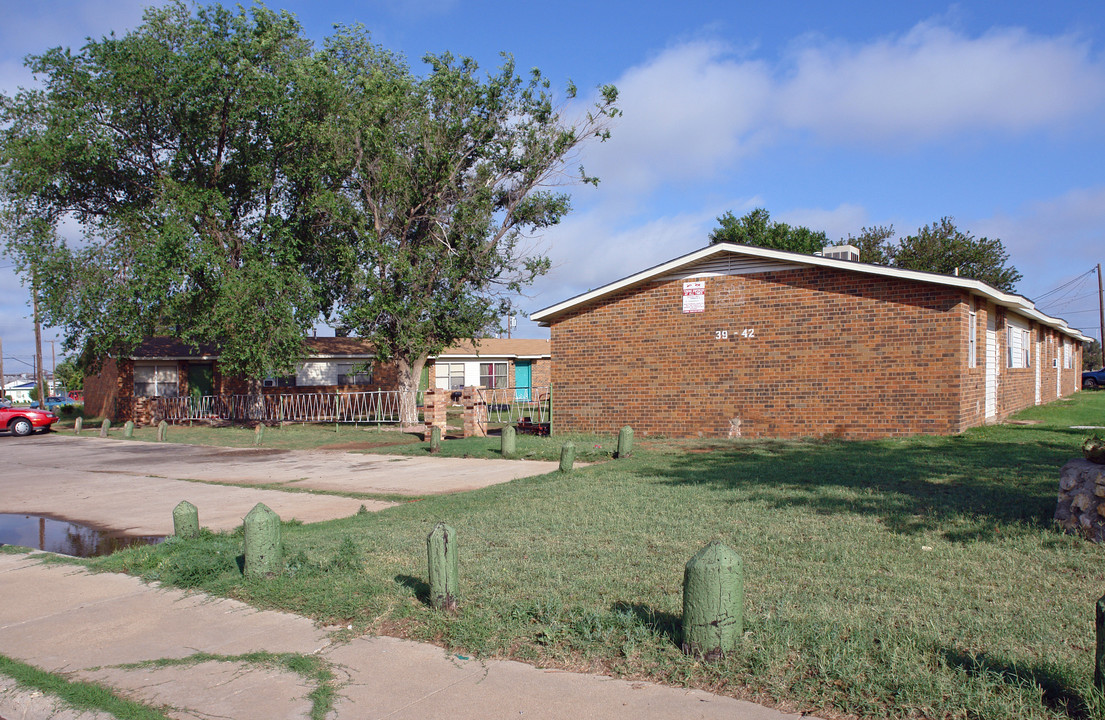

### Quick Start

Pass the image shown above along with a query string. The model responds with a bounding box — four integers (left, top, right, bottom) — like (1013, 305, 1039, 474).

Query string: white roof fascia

(132, 355, 220, 362)
(302, 354, 375, 360)
(531, 243, 1090, 342)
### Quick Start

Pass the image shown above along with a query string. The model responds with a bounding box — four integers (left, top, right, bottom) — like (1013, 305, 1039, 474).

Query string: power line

(1034, 268, 1097, 302)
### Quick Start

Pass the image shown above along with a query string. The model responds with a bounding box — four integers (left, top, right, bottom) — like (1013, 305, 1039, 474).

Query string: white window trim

(968, 309, 977, 368)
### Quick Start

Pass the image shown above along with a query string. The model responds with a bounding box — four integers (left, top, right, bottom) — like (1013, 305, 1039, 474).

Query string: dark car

(1083, 368, 1105, 388)
(0, 406, 59, 436)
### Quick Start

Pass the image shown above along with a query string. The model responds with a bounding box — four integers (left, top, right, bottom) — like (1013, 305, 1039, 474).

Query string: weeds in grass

(0, 653, 172, 720)
(91, 391, 1105, 719)
(110, 651, 338, 720)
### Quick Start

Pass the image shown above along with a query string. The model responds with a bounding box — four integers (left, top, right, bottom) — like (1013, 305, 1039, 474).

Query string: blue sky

(2, 0, 1104, 373)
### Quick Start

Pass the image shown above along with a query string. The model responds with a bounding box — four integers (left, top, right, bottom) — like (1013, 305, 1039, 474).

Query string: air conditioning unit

(821, 244, 860, 262)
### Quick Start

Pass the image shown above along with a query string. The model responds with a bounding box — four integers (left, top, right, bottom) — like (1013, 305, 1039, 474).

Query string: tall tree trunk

(397, 354, 427, 428)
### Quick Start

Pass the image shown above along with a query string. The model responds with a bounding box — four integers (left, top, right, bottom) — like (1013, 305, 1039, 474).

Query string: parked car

(43, 396, 75, 411)
(0, 405, 59, 436)
(1083, 368, 1105, 388)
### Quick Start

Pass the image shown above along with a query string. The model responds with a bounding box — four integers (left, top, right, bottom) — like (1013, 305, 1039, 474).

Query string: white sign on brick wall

(683, 280, 705, 313)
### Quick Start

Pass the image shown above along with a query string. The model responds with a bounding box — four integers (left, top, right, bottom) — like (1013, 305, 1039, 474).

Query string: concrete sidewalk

(0, 553, 816, 720)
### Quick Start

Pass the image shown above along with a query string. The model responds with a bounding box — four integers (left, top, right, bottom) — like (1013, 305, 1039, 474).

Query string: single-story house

(84, 335, 550, 422)
(84, 337, 393, 422)
(3, 378, 63, 404)
(530, 242, 1088, 440)
(427, 338, 551, 400)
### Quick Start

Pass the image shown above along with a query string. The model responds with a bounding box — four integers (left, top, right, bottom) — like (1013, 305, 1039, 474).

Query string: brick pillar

(423, 388, 448, 438)
(133, 397, 151, 427)
(461, 386, 487, 438)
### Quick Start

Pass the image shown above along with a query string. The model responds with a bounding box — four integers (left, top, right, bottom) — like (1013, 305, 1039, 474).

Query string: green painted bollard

(254, 423, 265, 446)
(501, 425, 516, 458)
(427, 522, 458, 612)
(173, 500, 199, 539)
(616, 425, 634, 458)
(243, 503, 282, 578)
(429, 426, 442, 453)
(1096, 593, 1105, 691)
(99, 418, 111, 438)
(559, 441, 576, 472)
(682, 541, 743, 661)
(74, 417, 83, 435)
(157, 420, 168, 442)
(123, 420, 135, 439)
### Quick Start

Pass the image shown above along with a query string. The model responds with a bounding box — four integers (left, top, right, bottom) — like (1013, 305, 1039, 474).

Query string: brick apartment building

(531, 243, 1087, 440)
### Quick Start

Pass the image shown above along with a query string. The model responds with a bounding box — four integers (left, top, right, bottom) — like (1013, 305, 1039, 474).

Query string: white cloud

(777, 23, 1105, 143)
(974, 186, 1105, 316)
(582, 22, 1105, 195)
(583, 41, 774, 192)
(777, 203, 870, 243)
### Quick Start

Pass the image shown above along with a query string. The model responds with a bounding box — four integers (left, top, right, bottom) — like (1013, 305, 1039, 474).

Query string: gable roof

(128, 336, 376, 360)
(531, 242, 1090, 342)
(435, 338, 550, 359)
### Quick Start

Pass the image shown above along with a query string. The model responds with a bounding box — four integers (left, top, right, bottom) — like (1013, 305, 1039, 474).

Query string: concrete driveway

(0, 434, 559, 536)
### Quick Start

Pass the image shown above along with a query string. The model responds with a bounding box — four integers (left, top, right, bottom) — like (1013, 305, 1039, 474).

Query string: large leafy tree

(311, 29, 620, 422)
(891, 217, 1021, 292)
(708, 208, 829, 254)
(0, 2, 327, 380)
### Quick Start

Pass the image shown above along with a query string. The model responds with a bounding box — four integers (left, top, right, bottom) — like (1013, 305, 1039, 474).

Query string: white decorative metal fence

(152, 390, 413, 425)
(477, 386, 551, 428)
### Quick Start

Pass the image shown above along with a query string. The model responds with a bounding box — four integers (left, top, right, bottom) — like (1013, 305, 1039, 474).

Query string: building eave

(530, 242, 1090, 342)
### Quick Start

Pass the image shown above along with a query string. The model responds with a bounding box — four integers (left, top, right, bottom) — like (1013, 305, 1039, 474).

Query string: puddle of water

(0, 514, 164, 558)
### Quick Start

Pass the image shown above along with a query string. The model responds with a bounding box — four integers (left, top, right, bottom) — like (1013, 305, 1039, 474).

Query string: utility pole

(1098, 264, 1105, 370)
(33, 277, 46, 404)
(49, 339, 56, 391)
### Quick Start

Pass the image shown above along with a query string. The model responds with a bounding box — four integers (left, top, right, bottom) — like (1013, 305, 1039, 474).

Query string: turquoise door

(514, 361, 532, 401)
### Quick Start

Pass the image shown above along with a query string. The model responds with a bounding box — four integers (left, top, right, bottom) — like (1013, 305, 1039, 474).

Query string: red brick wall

(83, 357, 124, 420)
(548, 266, 1079, 440)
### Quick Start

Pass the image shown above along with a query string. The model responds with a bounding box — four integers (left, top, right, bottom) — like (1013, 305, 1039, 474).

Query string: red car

(1, 406, 59, 436)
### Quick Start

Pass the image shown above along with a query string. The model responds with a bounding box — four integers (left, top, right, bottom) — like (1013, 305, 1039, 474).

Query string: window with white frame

(1064, 341, 1072, 369)
(479, 362, 508, 389)
(435, 362, 465, 390)
(968, 308, 977, 368)
(336, 362, 373, 386)
(1007, 320, 1031, 369)
(133, 363, 179, 397)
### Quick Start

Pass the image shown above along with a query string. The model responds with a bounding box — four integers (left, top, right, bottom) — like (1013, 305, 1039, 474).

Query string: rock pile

(1057, 459, 1105, 542)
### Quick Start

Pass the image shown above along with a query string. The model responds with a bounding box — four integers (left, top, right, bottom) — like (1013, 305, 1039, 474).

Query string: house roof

(435, 338, 551, 359)
(128, 336, 376, 360)
(304, 337, 376, 357)
(530, 242, 1091, 342)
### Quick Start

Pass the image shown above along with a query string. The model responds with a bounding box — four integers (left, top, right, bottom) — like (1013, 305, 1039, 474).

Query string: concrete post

(501, 425, 516, 458)
(243, 503, 282, 578)
(173, 501, 199, 539)
(430, 426, 442, 453)
(617, 426, 634, 458)
(99, 418, 111, 438)
(559, 441, 575, 472)
(123, 420, 135, 439)
(682, 541, 743, 660)
(157, 420, 168, 442)
(74, 417, 82, 435)
(1096, 593, 1105, 691)
(426, 522, 458, 612)
(254, 423, 265, 446)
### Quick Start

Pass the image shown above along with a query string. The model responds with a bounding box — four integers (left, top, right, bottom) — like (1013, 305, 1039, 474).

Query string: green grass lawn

(93, 393, 1105, 720)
